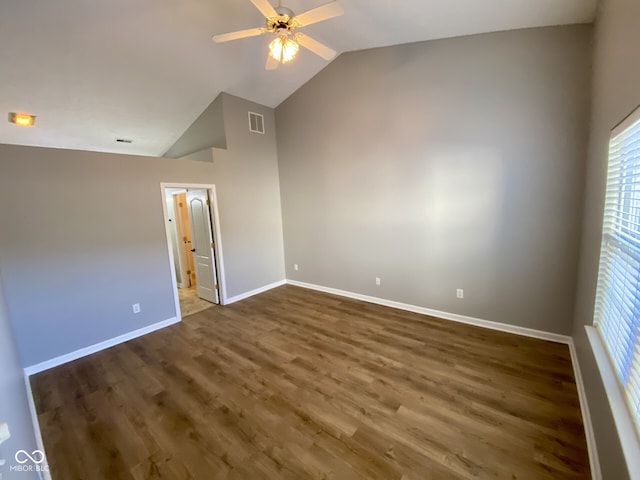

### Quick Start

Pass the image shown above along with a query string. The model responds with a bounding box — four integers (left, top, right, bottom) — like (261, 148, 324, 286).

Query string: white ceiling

(0, 0, 596, 157)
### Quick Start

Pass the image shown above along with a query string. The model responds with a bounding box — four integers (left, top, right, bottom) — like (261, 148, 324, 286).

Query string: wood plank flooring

(30, 285, 590, 479)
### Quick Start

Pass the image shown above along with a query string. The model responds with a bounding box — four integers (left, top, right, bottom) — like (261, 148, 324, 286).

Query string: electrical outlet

(456, 289, 464, 299)
(294, 264, 299, 271)
(375, 277, 381, 286)
(132, 303, 141, 314)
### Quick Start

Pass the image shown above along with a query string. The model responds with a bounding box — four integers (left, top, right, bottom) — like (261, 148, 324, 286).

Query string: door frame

(160, 183, 228, 321)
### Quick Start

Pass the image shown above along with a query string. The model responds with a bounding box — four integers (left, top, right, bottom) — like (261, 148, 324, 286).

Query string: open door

(186, 189, 219, 304)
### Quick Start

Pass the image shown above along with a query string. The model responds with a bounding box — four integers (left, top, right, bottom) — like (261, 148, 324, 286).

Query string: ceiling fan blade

(294, 2, 344, 27)
(250, 0, 277, 19)
(265, 53, 280, 70)
(212, 27, 266, 43)
(296, 33, 337, 61)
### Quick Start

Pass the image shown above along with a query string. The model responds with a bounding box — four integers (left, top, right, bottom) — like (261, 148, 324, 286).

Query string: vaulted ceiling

(0, 0, 596, 157)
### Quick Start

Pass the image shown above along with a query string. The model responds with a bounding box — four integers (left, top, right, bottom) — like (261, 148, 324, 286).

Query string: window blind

(594, 104, 640, 434)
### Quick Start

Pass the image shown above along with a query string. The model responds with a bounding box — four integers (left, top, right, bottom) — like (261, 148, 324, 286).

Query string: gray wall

(0, 145, 216, 366)
(0, 274, 40, 480)
(276, 25, 592, 335)
(572, 0, 640, 477)
(178, 149, 214, 163)
(0, 136, 285, 367)
(211, 93, 286, 298)
(164, 93, 226, 158)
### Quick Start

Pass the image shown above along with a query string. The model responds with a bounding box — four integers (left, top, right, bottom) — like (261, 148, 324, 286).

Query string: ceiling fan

(212, 0, 344, 70)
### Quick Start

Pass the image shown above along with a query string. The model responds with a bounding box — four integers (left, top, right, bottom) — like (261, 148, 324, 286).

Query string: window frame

(590, 103, 640, 477)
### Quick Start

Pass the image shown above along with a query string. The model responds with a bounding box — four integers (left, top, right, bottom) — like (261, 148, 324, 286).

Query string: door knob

(191, 248, 196, 252)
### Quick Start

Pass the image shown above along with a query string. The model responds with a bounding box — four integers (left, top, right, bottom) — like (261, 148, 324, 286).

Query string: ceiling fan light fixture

(269, 33, 299, 63)
(281, 37, 299, 63)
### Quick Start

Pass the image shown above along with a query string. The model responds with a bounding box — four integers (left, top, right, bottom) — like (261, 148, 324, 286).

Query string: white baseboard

(24, 278, 288, 375)
(286, 280, 571, 344)
(23, 317, 180, 376)
(18, 278, 599, 479)
(568, 338, 601, 480)
(23, 374, 51, 480)
(224, 280, 286, 305)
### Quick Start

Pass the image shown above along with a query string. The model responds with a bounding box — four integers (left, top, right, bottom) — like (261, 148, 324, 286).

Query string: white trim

(23, 374, 51, 480)
(568, 337, 602, 480)
(160, 184, 184, 322)
(286, 280, 571, 344)
(225, 280, 286, 305)
(612, 103, 640, 138)
(23, 317, 179, 376)
(586, 326, 640, 479)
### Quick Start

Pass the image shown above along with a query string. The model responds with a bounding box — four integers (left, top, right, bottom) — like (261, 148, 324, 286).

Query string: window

(594, 104, 640, 434)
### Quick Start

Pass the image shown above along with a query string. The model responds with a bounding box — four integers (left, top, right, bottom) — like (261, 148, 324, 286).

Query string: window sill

(586, 325, 640, 478)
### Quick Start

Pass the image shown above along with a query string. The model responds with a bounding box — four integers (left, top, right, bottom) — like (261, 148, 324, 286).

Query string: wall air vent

(248, 112, 265, 134)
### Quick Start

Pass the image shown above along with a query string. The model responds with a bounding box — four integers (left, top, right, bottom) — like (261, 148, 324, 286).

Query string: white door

(186, 189, 219, 303)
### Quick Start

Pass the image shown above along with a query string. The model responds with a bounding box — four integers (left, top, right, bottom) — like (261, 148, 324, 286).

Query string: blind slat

(595, 108, 640, 436)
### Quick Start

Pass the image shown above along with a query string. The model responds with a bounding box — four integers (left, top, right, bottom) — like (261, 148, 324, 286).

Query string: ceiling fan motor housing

(275, 6, 295, 17)
(268, 6, 296, 31)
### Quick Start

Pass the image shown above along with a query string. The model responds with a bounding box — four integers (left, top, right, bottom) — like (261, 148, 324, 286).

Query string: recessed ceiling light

(116, 138, 133, 143)
(8, 112, 36, 127)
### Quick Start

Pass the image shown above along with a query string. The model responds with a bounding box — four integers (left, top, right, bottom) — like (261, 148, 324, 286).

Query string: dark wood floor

(31, 285, 590, 479)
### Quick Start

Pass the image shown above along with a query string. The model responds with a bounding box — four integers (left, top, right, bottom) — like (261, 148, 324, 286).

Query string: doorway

(161, 184, 226, 319)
